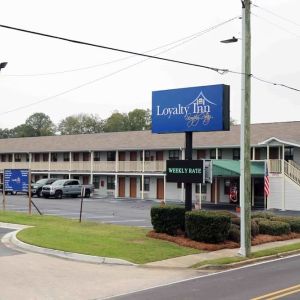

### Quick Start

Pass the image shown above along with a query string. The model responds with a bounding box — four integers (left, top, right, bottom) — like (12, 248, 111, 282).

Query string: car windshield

(51, 180, 66, 187)
(35, 179, 48, 185)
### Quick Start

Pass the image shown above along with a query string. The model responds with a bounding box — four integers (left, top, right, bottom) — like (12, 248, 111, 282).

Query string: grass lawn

(0, 211, 200, 264)
(192, 242, 300, 268)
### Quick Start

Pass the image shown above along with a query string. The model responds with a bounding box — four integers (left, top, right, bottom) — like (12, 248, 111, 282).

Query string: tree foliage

(58, 113, 104, 135)
(0, 108, 152, 138)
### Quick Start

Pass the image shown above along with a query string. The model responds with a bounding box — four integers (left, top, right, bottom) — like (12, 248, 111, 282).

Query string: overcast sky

(0, 0, 299, 129)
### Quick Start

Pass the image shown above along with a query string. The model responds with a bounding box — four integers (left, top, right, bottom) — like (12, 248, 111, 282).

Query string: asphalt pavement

(107, 254, 300, 300)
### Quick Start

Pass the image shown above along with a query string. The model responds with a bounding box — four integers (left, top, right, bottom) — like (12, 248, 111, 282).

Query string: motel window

(195, 184, 207, 194)
(73, 152, 80, 161)
(34, 153, 40, 162)
(93, 176, 100, 189)
(15, 154, 21, 162)
(232, 149, 240, 160)
(210, 149, 222, 159)
(169, 150, 180, 160)
(1, 154, 6, 162)
(25, 154, 29, 162)
(51, 153, 57, 162)
(83, 152, 90, 161)
(107, 176, 115, 190)
(43, 153, 48, 162)
(140, 177, 150, 192)
(284, 147, 294, 161)
(8, 154, 13, 162)
(144, 150, 151, 161)
(94, 151, 101, 161)
(63, 152, 70, 162)
(107, 152, 116, 161)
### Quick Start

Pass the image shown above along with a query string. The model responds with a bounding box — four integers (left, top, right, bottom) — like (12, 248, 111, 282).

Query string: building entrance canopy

(212, 160, 265, 177)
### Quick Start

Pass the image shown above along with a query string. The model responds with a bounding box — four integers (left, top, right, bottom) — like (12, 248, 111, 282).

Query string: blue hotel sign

(152, 84, 230, 133)
(4, 169, 29, 192)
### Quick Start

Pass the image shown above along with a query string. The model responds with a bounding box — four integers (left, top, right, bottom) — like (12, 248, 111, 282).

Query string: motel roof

(0, 121, 299, 153)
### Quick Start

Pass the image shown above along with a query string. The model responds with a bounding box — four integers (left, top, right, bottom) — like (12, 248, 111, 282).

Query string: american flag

(264, 162, 270, 197)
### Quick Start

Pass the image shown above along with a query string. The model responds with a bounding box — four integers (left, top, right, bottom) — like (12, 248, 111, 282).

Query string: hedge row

(185, 211, 231, 243)
(151, 206, 300, 243)
(150, 205, 185, 236)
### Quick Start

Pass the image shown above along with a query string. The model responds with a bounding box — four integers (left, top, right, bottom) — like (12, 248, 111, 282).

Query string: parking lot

(1, 194, 156, 227)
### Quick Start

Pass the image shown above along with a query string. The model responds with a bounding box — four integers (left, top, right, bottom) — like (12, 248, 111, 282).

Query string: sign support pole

(185, 132, 193, 211)
(2, 182, 6, 211)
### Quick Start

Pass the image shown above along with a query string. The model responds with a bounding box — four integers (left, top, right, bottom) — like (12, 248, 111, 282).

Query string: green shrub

(258, 220, 291, 236)
(214, 210, 237, 219)
(270, 216, 300, 233)
(232, 217, 240, 226)
(251, 220, 260, 237)
(251, 211, 275, 220)
(185, 211, 231, 243)
(150, 205, 185, 236)
(228, 224, 240, 243)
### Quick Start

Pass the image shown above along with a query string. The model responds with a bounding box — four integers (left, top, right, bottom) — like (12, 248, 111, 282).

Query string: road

(107, 254, 300, 300)
(1, 194, 154, 227)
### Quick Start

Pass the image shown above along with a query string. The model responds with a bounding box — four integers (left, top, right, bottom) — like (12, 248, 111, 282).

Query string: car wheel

(85, 190, 90, 198)
(37, 189, 42, 198)
(55, 190, 63, 199)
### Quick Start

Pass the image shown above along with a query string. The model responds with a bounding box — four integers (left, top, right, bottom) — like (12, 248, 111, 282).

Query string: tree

(127, 109, 151, 131)
(103, 111, 129, 132)
(25, 113, 56, 136)
(58, 113, 104, 135)
(11, 124, 34, 138)
(0, 128, 14, 139)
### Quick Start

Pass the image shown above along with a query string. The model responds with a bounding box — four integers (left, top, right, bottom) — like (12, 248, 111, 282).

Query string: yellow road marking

(251, 284, 300, 300)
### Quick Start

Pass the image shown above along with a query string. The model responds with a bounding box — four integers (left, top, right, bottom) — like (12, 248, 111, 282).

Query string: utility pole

(239, 0, 252, 257)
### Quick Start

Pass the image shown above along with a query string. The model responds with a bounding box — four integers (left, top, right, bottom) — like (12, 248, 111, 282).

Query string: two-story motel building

(0, 121, 300, 211)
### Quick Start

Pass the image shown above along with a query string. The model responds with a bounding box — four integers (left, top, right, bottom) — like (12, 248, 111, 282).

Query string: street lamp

(0, 62, 8, 71)
(220, 36, 239, 44)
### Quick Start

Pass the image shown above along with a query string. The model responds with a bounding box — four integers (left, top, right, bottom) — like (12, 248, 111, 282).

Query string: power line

(2, 17, 239, 77)
(251, 75, 300, 92)
(252, 3, 300, 27)
(0, 24, 227, 74)
(251, 12, 300, 38)
(0, 23, 299, 116)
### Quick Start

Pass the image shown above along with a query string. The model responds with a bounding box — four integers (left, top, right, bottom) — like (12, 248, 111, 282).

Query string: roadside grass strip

(192, 242, 300, 269)
(0, 211, 199, 264)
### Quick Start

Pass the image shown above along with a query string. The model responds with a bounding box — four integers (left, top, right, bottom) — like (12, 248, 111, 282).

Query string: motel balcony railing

(0, 160, 166, 173)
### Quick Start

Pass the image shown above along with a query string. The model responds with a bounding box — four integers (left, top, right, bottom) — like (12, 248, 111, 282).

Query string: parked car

(42, 179, 94, 199)
(31, 178, 58, 197)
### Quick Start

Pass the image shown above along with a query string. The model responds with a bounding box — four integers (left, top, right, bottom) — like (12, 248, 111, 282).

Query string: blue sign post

(152, 84, 230, 133)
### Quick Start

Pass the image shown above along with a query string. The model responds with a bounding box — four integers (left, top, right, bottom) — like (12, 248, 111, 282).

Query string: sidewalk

(144, 238, 300, 268)
(2, 222, 300, 269)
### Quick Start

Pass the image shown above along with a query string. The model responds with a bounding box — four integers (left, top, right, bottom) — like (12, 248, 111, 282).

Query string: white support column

(252, 147, 255, 160)
(142, 150, 145, 173)
(141, 175, 144, 200)
(266, 145, 269, 160)
(281, 144, 285, 211)
(69, 152, 72, 172)
(90, 151, 94, 185)
(216, 148, 219, 160)
(115, 150, 119, 173)
(48, 152, 51, 177)
(114, 174, 118, 198)
(214, 178, 218, 204)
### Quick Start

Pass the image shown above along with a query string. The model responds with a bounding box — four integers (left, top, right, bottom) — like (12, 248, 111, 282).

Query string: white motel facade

(0, 121, 300, 211)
